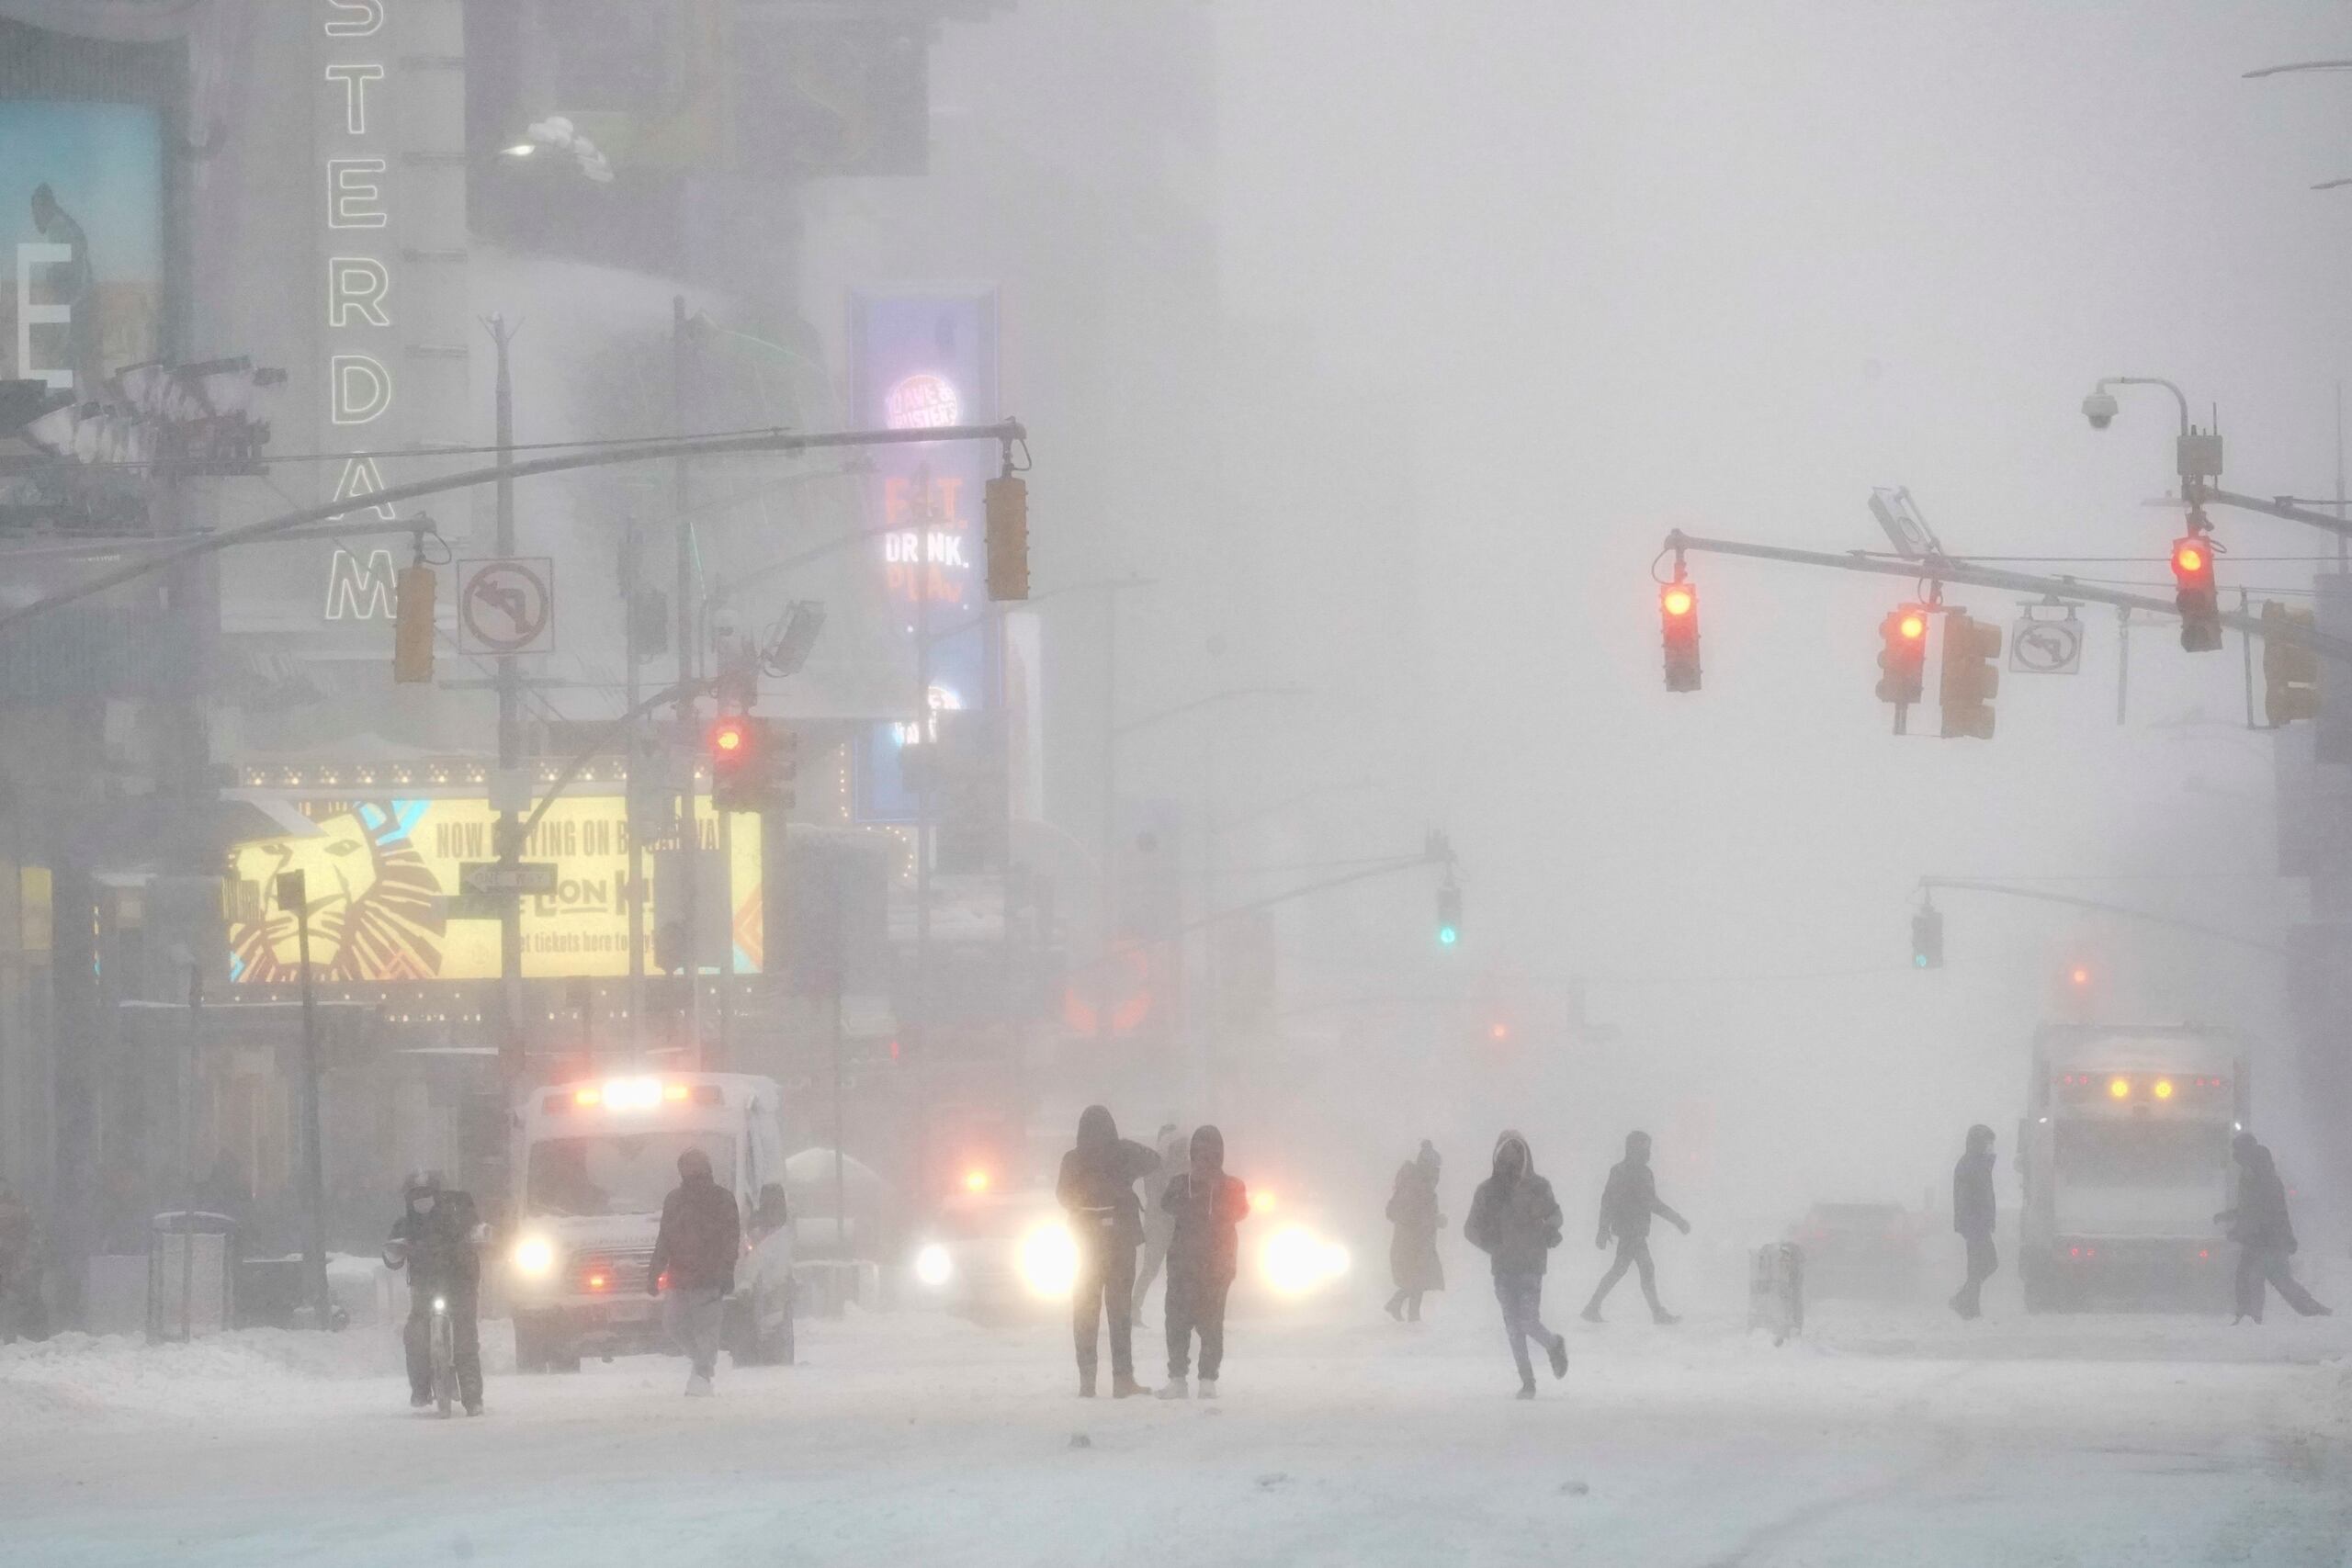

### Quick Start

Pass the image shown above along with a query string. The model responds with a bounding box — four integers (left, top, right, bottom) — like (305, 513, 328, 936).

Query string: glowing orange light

(2174, 545, 2205, 575)
(2108, 1077, 2130, 1100)
(587, 1272, 607, 1291)
(2070, 966, 2090, 987)
(2153, 1078, 2174, 1100)
(663, 1083, 690, 1102)
(1898, 613, 1927, 640)
(1489, 1022, 1510, 1042)
(1250, 1190, 1276, 1214)
(963, 1168, 991, 1193)
(574, 1087, 602, 1107)
(1661, 586, 1694, 618)
(713, 723, 745, 754)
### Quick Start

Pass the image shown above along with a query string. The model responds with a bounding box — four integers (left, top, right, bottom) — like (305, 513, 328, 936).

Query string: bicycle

(427, 1293, 458, 1417)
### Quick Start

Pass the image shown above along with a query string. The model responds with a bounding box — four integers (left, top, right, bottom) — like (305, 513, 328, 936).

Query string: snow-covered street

(4, 1298, 2346, 1568)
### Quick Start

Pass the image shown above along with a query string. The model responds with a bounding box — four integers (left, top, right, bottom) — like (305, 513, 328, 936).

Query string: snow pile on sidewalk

(0, 1325, 404, 1426)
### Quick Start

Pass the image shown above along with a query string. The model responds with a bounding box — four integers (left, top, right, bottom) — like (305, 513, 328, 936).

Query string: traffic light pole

(488, 316, 526, 1095)
(1659, 530, 2352, 668)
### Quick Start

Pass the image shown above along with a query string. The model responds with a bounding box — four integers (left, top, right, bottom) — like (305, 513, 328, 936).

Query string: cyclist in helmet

(383, 1169, 487, 1414)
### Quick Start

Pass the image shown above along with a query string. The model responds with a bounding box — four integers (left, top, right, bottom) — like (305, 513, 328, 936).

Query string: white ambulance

(504, 1072, 796, 1370)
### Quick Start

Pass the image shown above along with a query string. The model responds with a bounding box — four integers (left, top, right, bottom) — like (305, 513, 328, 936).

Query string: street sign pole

(487, 315, 526, 1098)
(277, 871, 331, 1331)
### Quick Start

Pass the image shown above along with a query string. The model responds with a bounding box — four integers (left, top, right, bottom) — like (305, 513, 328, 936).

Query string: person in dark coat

(649, 1145, 742, 1395)
(1464, 1130, 1568, 1397)
(1157, 1124, 1250, 1400)
(2217, 1133, 2331, 1324)
(1581, 1130, 1690, 1325)
(1057, 1104, 1162, 1397)
(1385, 1140, 1445, 1322)
(1948, 1124, 1998, 1319)
(383, 1169, 485, 1414)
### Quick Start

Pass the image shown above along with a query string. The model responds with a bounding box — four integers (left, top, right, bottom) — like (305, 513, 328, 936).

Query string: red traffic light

(2172, 541, 2207, 579)
(710, 718, 748, 756)
(1898, 612, 1927, 641)
(1661, 584, 1695, 619)
(1660, 578, 1702, 693)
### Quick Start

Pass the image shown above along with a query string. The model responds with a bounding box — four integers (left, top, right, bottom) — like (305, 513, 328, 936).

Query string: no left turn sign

(458, 558, 555, 655)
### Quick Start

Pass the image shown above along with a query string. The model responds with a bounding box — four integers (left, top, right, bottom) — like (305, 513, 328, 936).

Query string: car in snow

(1785, 1201, 1924, 1302)
(903, 1168, 1352, 1322)
(503, 1072, 796, 1371)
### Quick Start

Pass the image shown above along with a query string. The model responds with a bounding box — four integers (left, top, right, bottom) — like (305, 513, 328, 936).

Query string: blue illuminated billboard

(0, 99, 164, 400)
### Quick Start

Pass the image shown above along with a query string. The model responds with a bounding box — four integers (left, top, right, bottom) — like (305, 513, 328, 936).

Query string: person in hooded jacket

(1950, 1124, 1998, 1319)
(648, 1145, 742, 1396)
(1057, 1104, 1162, 1396)
(1581, 1131, 1690, 1325)
(1157, 1124, 1250, 1400)
(1464, 1131, 1568, 1397)
(2216, 1132, 2332, 1324)
(1385, 1140, 1445, 1322)
(383, 1169, 486, 1414)
(1132, 1121, 1188, 1327)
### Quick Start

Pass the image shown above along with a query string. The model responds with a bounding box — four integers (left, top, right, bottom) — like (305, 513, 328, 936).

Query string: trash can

(148, 1212, 236, 1343)
(1748, 1241, 1804, 1346)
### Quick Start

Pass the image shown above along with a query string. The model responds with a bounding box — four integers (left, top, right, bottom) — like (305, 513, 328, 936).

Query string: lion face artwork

(227, 803, 447, 984)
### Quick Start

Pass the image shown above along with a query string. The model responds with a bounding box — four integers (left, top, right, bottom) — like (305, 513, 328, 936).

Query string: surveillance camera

(2081, 389, 2119, 430)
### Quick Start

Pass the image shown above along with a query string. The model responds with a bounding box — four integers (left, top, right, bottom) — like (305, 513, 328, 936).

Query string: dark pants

(403, 1284, 482, 1407)
(1166, 1269, 1231, 1382)
(1585, 1235, 1665, 1318)
(1495, 1271, 1560, 1387)
(1953, 1233, 1997, 1317)
(1074, 1242, 1138, 1381)
(2234, 1245, 2328, 1321)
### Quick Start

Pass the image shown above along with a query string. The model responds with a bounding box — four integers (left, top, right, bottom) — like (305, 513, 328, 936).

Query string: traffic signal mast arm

(1658, 529, 2352, 670)
(0, 419, 1030, 638)
(1917, 876, 2285, 957)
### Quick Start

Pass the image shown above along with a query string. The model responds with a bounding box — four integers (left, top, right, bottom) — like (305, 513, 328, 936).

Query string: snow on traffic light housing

(2170, 532, 2223, 652)
(1659, 577, 1701, 693)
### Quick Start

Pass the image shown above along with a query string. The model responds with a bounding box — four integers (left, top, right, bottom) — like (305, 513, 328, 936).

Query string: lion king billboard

(225, 795, 763, 983)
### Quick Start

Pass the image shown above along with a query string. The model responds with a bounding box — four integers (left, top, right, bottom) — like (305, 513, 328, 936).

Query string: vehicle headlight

(1262, 1225, 1351, 1297)
(914, 1242, 955, 1289)
(1018, 1221, 1078, 1300)
(511, 1236, 556, 1279)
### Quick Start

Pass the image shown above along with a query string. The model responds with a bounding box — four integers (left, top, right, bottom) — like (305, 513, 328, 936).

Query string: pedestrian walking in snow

(1950, 1124, 1998, 1319)
(2217, 1133, 2332, 1324)
(1159, 1124, 1250, 1400)
(1582, 1131, 1690, 1325)
(1132, 1121, 1187, 1326)
(649, 1146, 742, 1396)
(1385, 1140, 1445, 1322)
(1464, 1130, 1568, 1398)
(1057, 1104, 1163, 1397)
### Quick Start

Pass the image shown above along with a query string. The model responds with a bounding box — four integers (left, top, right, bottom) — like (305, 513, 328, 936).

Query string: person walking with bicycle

(384, 1170, 486, 1416)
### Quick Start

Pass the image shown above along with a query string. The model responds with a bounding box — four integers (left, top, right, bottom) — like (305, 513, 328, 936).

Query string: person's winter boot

(1515, 1382, 1537, 1400)
(1079, 1365, 1098, 1398)
(1579, 1305, 1604, 1325)
(464, 1400, 484, 1417)
(1197, 1379, 1217, 1400)
(685, 1372, 714, 1397)
(1112, 1373, 1147, 1399)
(1652, 1311, 1681, 1326)
(1547, 1337, 1569, 1379)
(409, 1390, 432, 1409)
(1385, 1293, 1405, 1322)
(1158, 1375, 1189, 1401)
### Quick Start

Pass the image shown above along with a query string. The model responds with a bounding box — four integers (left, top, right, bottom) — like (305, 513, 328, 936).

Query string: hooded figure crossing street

(1582, 1131, 1690, 1325)
(2217, 1133, 2332, 1324)
(1057, 1105, 1163, 1396)
(1385, 1140, 1445, 1322)
(1950, 1124, 1998, 1319)
(649, 1146, 742, 1396)
(1158, 1124, 1250, 1400)
(1464, 1130, 1568, 1398)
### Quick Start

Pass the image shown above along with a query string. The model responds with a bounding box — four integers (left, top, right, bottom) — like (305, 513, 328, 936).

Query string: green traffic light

(1439, 926, 1459, 946)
